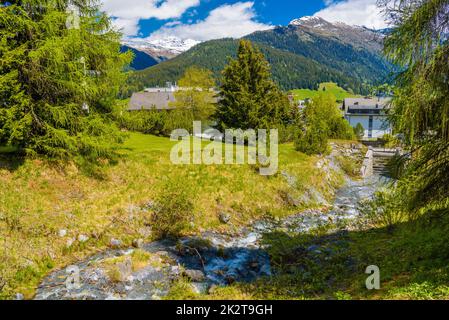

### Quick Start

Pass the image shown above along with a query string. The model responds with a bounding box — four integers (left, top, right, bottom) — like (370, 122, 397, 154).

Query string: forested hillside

(120, 45, 159, 70)
(123, 20, 392, 96)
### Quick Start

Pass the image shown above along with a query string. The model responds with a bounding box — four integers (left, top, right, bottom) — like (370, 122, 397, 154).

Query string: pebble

(78, 234, 89, 242)
(66, 238, 75, 247)
(110, 238, 122, 248)
(132, 239, 144, 248)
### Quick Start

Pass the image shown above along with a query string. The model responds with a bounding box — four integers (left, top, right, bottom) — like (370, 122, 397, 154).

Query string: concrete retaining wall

(360, 148, 374, 178)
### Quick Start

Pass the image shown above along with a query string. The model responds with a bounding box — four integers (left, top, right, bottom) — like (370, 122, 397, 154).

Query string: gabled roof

(128, 92, 176, 111)
(344, 97, 391, 109)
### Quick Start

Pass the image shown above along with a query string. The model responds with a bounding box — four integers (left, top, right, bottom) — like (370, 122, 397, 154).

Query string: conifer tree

(0, 0, 132, 161)
(216, 40, 291, 131)
(380, 0, 449, 211)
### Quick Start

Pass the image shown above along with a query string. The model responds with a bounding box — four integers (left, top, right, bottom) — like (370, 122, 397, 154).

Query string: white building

(343, 97, 392, 139)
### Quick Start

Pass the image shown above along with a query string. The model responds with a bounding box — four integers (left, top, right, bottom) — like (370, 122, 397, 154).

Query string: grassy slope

(3, 133, 443, 300)
(167, 203, 449, 301)
(290, 82, 360, 103)
(0, 132, 343, 299)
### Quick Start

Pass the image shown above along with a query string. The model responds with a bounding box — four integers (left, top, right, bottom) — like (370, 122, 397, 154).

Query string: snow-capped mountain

(288, 16, 385, 52)
(122, 16, 387, 72)
(289, 16, 328, 27)
(145, 37, 200, 54)
(122, 36, 200, 61)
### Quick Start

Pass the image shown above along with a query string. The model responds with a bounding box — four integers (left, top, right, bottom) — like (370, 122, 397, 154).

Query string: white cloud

(314, 0, 388, 29)
(148, 2, 272, 42)
(101, 0, 200, 36)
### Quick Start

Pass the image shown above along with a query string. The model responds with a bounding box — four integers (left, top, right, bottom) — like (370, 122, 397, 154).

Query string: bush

(353, 123, 365, 140)
(294, 92, 354, 155)
(294, 121, 329, 155)
(114, 108, 165, 134)
(113, 104, 194, 136)
(358, 188, 408, 230)
(329, 117, 356, 140)
(161, 109, 194, 136)
(379, 134, 400, 148)
(150, 179, 195, 239)
(336, 156, 360, 177)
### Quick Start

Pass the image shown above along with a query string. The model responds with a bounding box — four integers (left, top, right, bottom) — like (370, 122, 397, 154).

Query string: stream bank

(34, 171, 387, 300)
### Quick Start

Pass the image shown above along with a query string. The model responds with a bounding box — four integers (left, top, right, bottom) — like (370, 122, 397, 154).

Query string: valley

(122, 17, 392, 96)
(1, 0, 448, 303)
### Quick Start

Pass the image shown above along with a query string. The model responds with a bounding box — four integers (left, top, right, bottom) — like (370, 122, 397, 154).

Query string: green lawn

(290, 82, 361, 104)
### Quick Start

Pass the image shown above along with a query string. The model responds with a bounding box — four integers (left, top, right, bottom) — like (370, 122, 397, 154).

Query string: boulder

(184, 269, 206, 282)
(132, 239, 144, 248)
(218, 212, 231, 224)
(190, 282, 209, 295)
(15, 293, 24, 300)
(110, 238, 122, 248)
(115, 257, 132, 282)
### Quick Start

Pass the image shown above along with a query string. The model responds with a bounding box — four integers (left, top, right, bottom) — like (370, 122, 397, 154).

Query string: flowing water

(35, 174, 388, 300)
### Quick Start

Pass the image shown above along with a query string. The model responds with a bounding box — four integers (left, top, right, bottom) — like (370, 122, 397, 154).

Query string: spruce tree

(216, 40, 291, 131)
(0, 0, 131, 161)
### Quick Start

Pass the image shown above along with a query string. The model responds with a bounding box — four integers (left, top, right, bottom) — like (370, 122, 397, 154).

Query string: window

(368, 116, 373, 138)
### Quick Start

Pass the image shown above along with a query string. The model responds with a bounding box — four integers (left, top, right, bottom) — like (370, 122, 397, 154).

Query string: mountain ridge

(123, 17, 392, 95)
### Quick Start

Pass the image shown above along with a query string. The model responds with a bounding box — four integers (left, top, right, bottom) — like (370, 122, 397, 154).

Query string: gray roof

(344, 97, 391, 109)
(128, 92, 176, 111)
(129, 90, 220, 111)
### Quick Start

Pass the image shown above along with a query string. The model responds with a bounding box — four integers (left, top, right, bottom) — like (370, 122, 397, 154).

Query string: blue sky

(100, 0, 386, 41)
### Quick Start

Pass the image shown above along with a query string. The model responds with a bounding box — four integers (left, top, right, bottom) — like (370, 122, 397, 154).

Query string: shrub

(379, 134, 400, 148)
(329, 117, 356, 140)
(294, 92, 354, 155)
(294, 121, 329, 155)
(358, 188, 408, 230)
(336, 156, 360, 177)
(150, 179, 195, 239)
(353, 123, 365, 140)
(113, 105, 194, 137)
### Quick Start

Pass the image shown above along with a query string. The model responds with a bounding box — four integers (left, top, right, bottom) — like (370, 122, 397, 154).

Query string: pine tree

(216, 40, 291, 131)
(0, 0, 132, 161)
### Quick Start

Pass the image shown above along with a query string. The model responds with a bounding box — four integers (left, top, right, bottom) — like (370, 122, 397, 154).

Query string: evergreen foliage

(0, 0, 131, 161)
(123, 34, 390, 97)
(216, 40, 291, 131)
(380, 0, 449, 212)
